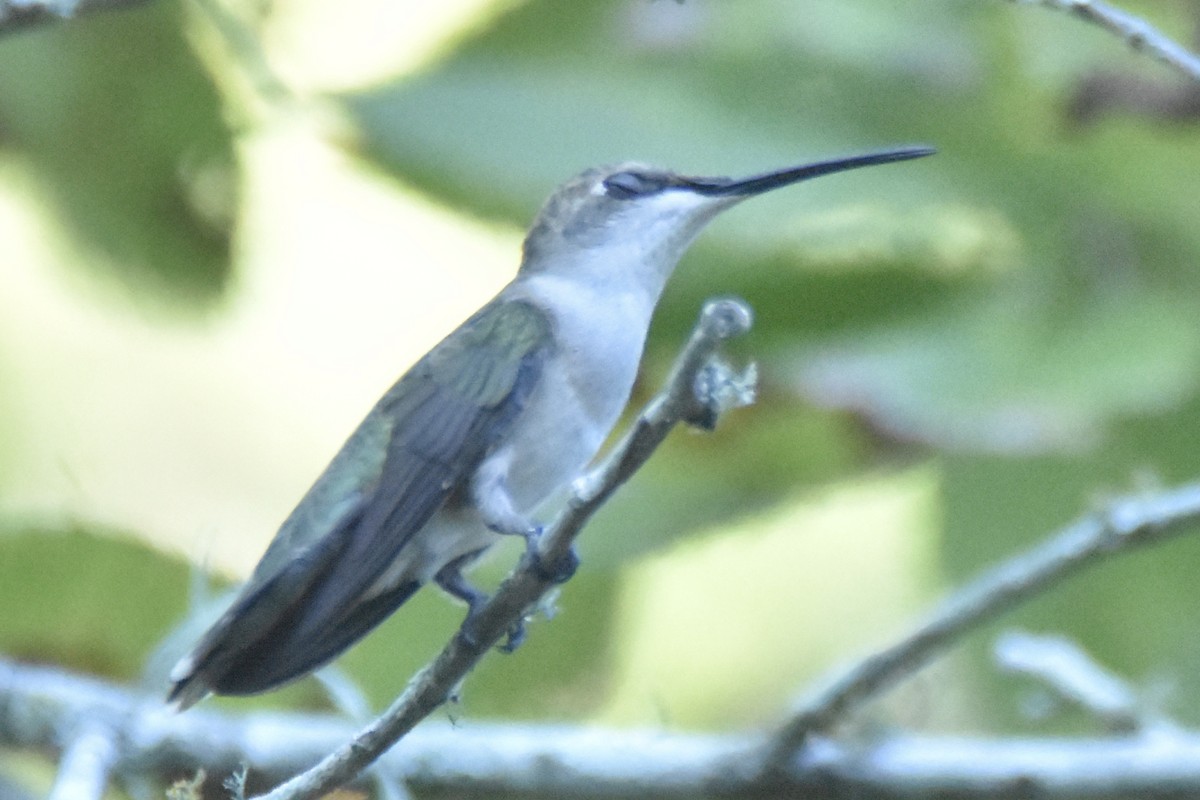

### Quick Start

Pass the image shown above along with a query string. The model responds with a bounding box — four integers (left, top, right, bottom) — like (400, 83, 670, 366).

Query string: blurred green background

(3, 0, 1200, 781)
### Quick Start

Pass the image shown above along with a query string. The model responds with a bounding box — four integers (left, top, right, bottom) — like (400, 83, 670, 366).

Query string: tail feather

(169, 579, 423, 703)
(166, 653, 213, 711)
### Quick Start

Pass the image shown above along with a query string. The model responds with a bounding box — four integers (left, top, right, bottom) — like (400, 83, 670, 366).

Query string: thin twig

(47, 718, 120, 800)
(994, 630, 1167, 735)
(252, 298, 756, 800)
(764, 483, 1200, 768)
(313, 667, 415, 800)
(1004, 0, 1200, 82)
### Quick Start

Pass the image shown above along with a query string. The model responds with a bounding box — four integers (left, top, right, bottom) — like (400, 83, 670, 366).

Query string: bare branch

(764, 483, 1200, 767)
(14, 657, 1200, 798)
(252, 297, 756, 800)
(994, 630, 1170, 735)
(47, 718, 119, 800)
(1002, 0, 1200, 82)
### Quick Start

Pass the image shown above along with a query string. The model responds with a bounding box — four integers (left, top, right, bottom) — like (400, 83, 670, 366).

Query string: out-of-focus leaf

(787, 288, 1200, 452)
(0, 1, 235, 305)
(0, 524, 189, 680)
(0, 772, 37, 800)
(601, 468, 939, 729)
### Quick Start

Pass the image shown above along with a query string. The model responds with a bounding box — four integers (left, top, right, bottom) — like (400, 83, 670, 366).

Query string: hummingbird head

(519, 145, 935, 280)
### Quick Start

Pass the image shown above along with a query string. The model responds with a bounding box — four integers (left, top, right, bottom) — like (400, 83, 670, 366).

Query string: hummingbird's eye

(603, 171, 664, 200)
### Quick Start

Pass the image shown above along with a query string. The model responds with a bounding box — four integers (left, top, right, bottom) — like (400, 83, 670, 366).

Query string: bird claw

(457, 594, 490, 650)
(524, 529, 579, 584)
(497, 618, 527, 653)
(521, 524, 544, 547)
(458, 596, 528, 653)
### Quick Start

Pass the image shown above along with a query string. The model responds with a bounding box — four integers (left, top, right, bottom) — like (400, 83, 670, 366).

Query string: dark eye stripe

(603, 172, 666, 200)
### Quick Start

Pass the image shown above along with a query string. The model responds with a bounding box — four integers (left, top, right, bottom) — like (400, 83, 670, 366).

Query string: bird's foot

(498, 617, 527, 653)
(457, 597, 529, 654)
(480, 498, 578, 583)
(436, 554, 489, 608)
(519, 525, 579, 584)
(437, 557, 493, 650)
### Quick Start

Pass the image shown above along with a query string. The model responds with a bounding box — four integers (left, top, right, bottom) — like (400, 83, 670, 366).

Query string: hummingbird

(167, 145, 934, 709)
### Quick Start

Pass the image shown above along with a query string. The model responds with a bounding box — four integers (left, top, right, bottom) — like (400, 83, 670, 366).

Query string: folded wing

(168, 300, 553, 705)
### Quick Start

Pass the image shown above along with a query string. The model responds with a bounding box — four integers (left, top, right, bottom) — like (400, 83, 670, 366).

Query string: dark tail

(169, 578, 422, 704)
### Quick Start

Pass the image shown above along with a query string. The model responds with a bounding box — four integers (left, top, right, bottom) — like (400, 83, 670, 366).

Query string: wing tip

(166, 655, 211, 712)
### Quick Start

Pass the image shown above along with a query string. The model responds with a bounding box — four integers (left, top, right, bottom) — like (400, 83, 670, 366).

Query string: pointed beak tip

(902, 144, 937, 159)
(709, 144, 937, 197)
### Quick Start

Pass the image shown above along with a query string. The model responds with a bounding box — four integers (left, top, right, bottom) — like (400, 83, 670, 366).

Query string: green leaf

(0, 523, 189, 681)
(0, 1, 236, 306)
(788, 288, 1200, 452)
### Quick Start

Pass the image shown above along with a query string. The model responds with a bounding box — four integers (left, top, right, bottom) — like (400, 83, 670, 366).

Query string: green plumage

(169, 300, 553, 703)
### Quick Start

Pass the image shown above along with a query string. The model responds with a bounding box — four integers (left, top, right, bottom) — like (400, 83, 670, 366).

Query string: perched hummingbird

(167, 145, 934, 709)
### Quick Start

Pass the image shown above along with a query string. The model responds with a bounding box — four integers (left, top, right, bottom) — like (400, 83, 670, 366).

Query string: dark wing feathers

(174, 300, 553, 699)
(213, 577, 422, 695)
(293, 301, 552, 635)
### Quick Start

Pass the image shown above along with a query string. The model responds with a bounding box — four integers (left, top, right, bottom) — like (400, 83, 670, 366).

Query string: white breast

(495, 272, 656, 512)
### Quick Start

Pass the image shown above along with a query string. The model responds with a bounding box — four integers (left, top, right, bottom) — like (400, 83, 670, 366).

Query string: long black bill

(684, 145, 935, 197)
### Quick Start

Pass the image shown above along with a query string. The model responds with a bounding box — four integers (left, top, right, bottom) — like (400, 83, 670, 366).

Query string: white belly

(392, 509, 501, 584)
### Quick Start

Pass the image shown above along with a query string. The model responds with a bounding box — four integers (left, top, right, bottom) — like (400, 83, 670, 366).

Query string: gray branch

(994, 630, 1169, 735)
(1003, 0, 1200, 82)
(14, 657, 1200, 799)
(764, 483, 1200, 768)
(47, 717, 120, 800)
(253, 298, 756, 800)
